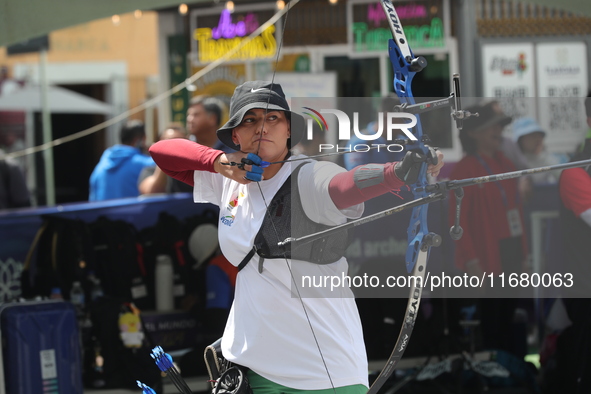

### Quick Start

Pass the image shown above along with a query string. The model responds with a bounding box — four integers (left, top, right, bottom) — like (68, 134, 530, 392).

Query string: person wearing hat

(149, 80, 443, 393)
(512, 117, 561, 184)
(448, 100, 528, 359)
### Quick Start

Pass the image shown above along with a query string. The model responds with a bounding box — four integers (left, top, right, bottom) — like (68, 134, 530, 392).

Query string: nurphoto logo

(302, 107, 417, 153)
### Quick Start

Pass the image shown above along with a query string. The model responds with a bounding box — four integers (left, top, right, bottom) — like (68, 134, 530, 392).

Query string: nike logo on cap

(251, 88, 267, 93)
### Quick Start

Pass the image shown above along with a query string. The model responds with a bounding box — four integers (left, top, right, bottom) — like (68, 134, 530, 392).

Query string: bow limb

(367, 250, 428, 394)
(367, 1, 441, 392)
(380, 0, 436, 272)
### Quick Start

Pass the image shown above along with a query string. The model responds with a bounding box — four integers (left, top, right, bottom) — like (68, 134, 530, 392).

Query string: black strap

(237, 247, 256, 272)
(0, 159, 12, 208)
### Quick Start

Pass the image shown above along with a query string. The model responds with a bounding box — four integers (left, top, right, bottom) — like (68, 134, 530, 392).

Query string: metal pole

(39, 49, 55, 206)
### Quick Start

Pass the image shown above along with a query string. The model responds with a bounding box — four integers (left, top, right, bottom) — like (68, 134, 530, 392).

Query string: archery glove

(394, 150, 427, 185)
(242, 153, 264, 182)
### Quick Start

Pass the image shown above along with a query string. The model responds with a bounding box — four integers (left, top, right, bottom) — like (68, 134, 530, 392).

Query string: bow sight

(392, 73, 479, 132)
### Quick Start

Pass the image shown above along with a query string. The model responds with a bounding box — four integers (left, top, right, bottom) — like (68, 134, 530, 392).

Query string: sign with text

(168, 35, 190, 124)
(190, 4, 279, 65)
(482, 42, 537, 121)
(536, 42, 589, 153)
(7, 35, 49, 55)
(348, 0, 445, 54)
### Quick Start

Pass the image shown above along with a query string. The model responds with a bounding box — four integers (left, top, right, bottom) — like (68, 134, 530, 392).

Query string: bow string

(249, 1, 339, 393)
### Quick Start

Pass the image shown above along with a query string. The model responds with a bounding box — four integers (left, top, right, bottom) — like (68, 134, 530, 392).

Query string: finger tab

(246, 153, 263, 165)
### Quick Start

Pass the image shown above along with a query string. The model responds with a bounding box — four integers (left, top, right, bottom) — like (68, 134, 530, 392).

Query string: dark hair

(585, 91, 591, 119)
(189, 96, 225, 128)
(459, 101, 511, 155)
(120, 120, 145, 145)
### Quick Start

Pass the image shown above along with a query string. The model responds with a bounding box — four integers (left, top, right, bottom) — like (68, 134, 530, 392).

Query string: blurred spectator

(138, 123, 193, 195)
(575, 91, 591, 154)
(89, 120, 154, 201)
(0, 66, 21, 96)
(1, 128, 26, 170)
(554, 92, 591, 392)
(0, 149, 30, 209)
(512, 117, 562, 184)
(500, 135, 530, 171)
(449, 101, 528, 359)
(186, 95, 232, 152)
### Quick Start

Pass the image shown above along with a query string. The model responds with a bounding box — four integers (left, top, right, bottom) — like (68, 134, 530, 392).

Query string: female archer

(149, 80, 444, 394)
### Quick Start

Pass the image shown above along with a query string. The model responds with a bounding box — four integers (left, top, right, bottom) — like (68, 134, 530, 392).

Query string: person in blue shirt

(89, 120, 155, 201)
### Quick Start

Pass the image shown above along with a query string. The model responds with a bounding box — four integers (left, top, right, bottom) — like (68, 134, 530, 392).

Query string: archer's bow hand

(395, 147, 443, 184)
(428, 149, 444, 178)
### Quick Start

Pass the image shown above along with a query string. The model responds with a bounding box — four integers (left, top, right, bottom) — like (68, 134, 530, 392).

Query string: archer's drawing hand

(214, 152, 264, 184)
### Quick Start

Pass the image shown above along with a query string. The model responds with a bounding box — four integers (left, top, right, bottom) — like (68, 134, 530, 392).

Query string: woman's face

(470, 122, 504, 154)
(519, 132, 545, 155)
(231, 108, 290, 161)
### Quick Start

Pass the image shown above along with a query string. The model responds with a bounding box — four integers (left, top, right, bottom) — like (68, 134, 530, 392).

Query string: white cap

(188, 223, 219, 268)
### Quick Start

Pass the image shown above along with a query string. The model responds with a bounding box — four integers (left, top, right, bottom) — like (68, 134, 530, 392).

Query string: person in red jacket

(448, 101, 528, 359)
(552, 92, 591, 393)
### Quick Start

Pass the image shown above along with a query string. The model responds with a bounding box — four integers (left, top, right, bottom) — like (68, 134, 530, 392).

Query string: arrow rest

(422, 232, 442, 251)
(408, 56, 427, 72)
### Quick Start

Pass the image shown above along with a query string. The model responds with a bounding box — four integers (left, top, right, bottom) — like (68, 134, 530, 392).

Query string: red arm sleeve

(149, 139, 224, 187)
(328, 162, 405, 210)
(560, 168, 591, 217)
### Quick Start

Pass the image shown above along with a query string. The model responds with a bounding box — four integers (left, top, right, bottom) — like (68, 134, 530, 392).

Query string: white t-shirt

(193, 155, 369, 390)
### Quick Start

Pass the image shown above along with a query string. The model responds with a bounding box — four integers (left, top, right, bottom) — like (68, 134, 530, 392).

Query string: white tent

(0, 85, 112, 114)
(0, 84, 112, 206)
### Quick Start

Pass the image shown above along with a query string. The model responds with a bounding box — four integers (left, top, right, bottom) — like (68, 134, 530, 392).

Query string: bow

(363, 2, 438, 392)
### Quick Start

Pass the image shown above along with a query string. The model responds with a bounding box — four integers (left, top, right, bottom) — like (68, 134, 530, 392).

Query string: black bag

(89, 216, 150, 309)
(21, 216, 95, 299)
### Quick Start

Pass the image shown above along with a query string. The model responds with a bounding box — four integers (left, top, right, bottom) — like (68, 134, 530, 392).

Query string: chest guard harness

(238, 163, 349, 272)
